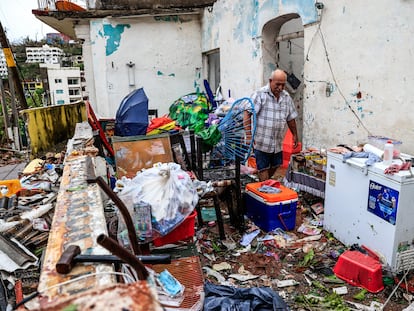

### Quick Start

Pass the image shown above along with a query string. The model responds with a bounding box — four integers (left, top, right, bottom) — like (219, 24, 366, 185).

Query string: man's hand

(293, 134, 298, 149)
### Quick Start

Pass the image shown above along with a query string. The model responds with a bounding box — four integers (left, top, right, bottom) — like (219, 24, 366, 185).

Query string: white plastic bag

(116, 162, 198, 245)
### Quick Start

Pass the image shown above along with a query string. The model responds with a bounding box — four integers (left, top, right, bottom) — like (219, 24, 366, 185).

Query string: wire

(304, 9, 372, 136)
(317, 28, 372, 136)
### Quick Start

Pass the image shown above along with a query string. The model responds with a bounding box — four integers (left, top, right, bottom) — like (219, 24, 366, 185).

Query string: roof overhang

(32, 0, 217, 39)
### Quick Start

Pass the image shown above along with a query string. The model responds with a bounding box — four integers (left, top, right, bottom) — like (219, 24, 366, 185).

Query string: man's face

(269, 76, 286, 97)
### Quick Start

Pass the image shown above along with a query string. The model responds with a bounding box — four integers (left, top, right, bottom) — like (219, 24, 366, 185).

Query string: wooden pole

(0, 78, 11, 136)
(0, 21, 28, 110)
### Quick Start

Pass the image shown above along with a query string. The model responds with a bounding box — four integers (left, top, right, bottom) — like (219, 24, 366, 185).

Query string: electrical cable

(304, 8, 372, 136)
(317, 28, 372, 136)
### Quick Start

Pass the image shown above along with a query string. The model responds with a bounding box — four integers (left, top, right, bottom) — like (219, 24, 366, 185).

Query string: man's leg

(258, 169, 270, 181)
(254, 149, 271, 181)
(268, 167, 277, 179)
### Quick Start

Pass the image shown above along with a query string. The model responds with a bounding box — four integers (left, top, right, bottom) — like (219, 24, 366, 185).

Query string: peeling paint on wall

(98, 24, 131, 56)
(281, 0, 318, 25)
(261, 0, 279, 13)
(350, 91, 374, 119)
(233, 2, 257, 43)
(157, 71, 176, 77)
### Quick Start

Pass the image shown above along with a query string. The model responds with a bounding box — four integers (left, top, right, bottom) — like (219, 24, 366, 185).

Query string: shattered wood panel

(38, 155, 115, 306)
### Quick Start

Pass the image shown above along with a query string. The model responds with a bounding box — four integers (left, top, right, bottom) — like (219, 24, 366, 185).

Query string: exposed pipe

(97, 234, 149, 280)
(93, 176, 142, 256)
(275, 30, 304, 43)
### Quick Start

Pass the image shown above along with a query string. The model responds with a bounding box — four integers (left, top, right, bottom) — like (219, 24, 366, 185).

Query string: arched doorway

(262, 14, 304, 141)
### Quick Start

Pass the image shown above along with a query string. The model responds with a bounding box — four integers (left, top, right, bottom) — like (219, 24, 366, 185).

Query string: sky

(0, 0, 55, 43)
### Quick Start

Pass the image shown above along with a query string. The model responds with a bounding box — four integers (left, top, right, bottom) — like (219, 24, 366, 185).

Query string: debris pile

(0, 153, 63, 306)
(196, 191, 413, 311)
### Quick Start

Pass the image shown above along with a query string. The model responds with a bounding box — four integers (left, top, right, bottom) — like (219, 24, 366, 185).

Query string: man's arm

(287, 119, 298, 148)
(243, 110, 252, 145)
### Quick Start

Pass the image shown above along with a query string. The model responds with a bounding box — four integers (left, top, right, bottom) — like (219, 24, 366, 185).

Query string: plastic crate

(282, 129, 302, 168)
(333, 250, 384, 293)
(0, 179, 22, 198)
(244, 182, 298, 232)
(153, 211, 197, 247)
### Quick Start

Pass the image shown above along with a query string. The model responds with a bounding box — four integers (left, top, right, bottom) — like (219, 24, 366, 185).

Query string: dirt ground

(197, 190, 412, 311)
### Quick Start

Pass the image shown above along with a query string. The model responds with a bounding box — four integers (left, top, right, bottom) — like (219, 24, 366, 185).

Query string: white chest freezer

(324, 151, 414, 272)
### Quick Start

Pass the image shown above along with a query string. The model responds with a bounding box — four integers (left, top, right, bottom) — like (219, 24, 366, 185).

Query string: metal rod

(94, 176, 141, 255)
(97, 234, 149, 281)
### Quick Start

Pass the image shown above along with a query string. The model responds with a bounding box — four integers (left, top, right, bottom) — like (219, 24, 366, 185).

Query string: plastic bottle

(383, 140, 394, 166)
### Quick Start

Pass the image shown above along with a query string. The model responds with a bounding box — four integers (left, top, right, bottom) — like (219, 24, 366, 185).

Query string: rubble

(0, 141, 412, 310)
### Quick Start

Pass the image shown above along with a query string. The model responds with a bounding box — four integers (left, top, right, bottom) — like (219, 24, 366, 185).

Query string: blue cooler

(245, 182, 298, 232)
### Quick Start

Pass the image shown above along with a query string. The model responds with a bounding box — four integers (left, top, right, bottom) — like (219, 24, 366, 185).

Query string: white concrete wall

(201, 0, 414, 153)
(76, 14, 202, 118)
(302, 0, 414, 154)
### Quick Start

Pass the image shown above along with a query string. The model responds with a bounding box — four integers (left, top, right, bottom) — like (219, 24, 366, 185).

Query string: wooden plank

(38, 155, 115, 306)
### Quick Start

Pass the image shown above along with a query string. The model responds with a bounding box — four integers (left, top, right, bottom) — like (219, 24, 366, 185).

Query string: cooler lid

(245, 182, 298, 202)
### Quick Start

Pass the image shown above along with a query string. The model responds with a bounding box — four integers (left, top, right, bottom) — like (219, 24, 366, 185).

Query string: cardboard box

(244, 182, 298, 232)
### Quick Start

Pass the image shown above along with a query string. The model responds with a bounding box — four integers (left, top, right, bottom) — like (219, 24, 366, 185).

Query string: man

(244, 69, 299, 181)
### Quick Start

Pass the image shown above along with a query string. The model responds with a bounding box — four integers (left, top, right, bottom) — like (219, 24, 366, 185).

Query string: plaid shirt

(251, 84, 298, 153)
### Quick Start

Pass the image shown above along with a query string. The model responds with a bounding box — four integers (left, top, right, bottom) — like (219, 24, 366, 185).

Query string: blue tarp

(115, 88, 149, 136)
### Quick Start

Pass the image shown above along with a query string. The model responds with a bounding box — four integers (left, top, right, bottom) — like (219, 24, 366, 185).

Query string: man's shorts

(254, 149, 283, 171)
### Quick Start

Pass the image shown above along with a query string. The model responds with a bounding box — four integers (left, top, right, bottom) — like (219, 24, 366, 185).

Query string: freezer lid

(327, 151, 414, 183)
(327, 151, 368, 169)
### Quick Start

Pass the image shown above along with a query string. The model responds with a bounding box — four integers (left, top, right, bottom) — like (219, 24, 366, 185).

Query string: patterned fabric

(250, 85, 298, 153)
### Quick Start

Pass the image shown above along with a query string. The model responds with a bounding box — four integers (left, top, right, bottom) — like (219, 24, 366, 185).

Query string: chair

(191, 134, 245, 240)
(169, 131, 192, 172)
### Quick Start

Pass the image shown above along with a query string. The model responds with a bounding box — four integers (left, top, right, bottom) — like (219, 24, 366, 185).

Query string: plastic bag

(203, 282, 290, 311)
(116, 162, 199, 245)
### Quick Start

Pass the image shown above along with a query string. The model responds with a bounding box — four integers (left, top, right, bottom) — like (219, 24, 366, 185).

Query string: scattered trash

(239, 228, 260, 247)
(333, 286, 348, 295)
(156, 269, 184, 298)
(212, 262, 232, 271)
(276, 279, 299, 288)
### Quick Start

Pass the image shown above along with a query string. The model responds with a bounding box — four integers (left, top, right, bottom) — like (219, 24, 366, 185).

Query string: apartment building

(26, 44, 63, 64)
(0, 50, 8, 78)
(42, 64, 84, 105)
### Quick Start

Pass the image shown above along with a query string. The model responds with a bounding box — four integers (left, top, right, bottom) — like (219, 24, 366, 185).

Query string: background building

(42, 64, 83, 105)
(0, 50, 8, 78)
(26, 44, 63, 64)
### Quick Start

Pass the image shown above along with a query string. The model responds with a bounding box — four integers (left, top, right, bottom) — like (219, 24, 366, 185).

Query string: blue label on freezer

(367, 180, 399, 225)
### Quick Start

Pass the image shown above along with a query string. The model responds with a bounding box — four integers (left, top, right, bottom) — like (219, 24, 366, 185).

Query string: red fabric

(384, 161, 412, 175)
(261, 179, 281, 188)
(146, 116, 175, 133)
